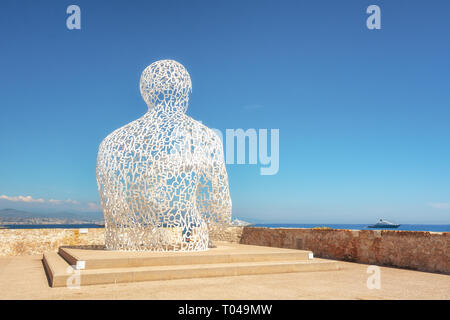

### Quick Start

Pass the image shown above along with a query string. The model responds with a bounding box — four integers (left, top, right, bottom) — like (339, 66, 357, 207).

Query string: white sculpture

(96, 60, 232, 251)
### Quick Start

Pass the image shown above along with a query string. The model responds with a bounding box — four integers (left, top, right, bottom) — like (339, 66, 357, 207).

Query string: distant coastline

(0, 223, 448, 232)
(0, 223, 104, 229)
(0, 208, 103, 226)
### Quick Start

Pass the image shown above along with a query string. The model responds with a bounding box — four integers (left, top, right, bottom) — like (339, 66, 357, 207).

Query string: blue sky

(0, 0, 449, 223)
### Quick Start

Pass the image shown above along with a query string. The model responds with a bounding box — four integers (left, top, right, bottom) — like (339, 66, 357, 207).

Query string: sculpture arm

(197, 134, 232, 231)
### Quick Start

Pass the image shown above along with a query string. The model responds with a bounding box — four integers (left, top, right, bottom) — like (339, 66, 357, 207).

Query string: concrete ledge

(59, 242, 313, 270)
(67, 260, 339, 287)
(43, 243, 340, 287)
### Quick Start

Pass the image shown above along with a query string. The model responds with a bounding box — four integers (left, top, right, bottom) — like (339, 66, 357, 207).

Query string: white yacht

(230, 219, 252, 227)
(368, 219, 400, 228)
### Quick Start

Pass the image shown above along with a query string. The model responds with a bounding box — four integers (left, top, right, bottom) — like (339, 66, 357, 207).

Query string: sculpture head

(140, 59, 192, 114)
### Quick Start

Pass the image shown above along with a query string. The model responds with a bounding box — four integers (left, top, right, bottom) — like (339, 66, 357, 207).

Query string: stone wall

(1, 226, 448, 274)
(0, 227, 242, 256)
(0, 228, 105, 256)
(239, 227, 450, 274)
(210, 226, 244, 243)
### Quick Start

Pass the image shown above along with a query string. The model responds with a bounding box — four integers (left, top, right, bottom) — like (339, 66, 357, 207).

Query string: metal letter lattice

(96, 60, 232, 251)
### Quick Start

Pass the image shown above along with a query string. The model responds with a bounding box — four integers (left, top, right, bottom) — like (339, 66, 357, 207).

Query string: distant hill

(0, 208, 104, 225)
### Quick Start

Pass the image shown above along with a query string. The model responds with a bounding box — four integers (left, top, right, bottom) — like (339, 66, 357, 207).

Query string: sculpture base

(43, 242, 340, 287)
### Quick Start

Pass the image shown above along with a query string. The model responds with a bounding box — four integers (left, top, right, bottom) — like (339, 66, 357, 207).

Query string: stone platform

(43, 242, 340, 287)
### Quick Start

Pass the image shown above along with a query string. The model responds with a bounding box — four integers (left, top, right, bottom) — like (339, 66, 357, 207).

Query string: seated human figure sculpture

(96, 59, 232, 251)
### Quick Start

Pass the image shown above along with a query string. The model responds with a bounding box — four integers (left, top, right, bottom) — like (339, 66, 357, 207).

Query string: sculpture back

(96, 60, 232, 251)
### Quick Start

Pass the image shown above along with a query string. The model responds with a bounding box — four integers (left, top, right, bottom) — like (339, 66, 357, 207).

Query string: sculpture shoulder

(98, 114, 223, 155)
(187, 117, 223, 152)
(98, 117, 146, 152)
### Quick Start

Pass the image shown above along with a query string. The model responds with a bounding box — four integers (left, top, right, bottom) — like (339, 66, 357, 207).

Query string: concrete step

(58, 242, 314, 270)
(43, 252, 75, 288)
(43, 251, 340, 287)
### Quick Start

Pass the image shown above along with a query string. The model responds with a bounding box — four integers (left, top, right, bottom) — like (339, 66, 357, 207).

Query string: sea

(253, 223, 450, 232)
(1, 223, 449, 232)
